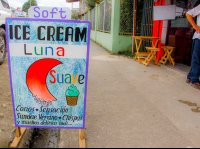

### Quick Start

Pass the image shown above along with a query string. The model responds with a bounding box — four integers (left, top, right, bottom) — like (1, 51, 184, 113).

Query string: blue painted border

(6, 18, 91, 129)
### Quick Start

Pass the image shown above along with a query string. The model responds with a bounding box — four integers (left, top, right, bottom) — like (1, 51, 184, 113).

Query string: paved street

(1, 41, 200, 148)
(59, 41, 200, 148)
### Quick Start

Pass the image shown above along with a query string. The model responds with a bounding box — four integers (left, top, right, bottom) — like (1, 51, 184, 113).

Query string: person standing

(186, 5, 200, 89)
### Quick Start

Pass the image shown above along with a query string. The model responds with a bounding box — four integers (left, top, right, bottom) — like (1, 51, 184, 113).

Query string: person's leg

(187, 39, 195, 80)
(187, 68, 192, 83)
(190, 39, 200, 86)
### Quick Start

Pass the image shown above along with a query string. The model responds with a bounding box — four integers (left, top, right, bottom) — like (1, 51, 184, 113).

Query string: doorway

(167, 0, 199, 66)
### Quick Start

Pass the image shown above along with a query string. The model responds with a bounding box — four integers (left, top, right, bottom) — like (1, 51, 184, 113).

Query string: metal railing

(97, 0, 112, 33)
(119, 0, 134, 35)
(91, 8, 96, 30)
(85, 13, 88, 21)
(97, 1, 104, 31)
(104, 0, 112, 32)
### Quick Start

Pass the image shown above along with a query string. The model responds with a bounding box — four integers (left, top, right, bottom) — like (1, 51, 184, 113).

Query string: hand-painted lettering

(9, 25, 87, 43)
(15, 25, 21, 40)
(50, 70, 56, 83)
(49, 72, 85, 85)
(34, 7, 40, 18)
(57, 47, 65, 56)
(23, 26, 30, 40)
(42, 10, 48, 18)
(59, 8, 66, 19)
(38, 26, 46, 40)
(50, 7, 58, 18)
(24, 44, 32, 55)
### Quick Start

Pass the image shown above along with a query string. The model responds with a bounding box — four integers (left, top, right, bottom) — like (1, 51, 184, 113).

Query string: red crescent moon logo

(26, 59, 62, 106)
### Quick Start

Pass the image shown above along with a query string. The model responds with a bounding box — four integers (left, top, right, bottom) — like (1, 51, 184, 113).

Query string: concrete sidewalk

(58, 41, 200, 148)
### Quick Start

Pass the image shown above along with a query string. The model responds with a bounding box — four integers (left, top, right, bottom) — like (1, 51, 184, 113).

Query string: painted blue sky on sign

(11, 56, 86, 128)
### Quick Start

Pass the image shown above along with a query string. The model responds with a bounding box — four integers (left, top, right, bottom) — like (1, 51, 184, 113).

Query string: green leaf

(22, 0, 38, 13)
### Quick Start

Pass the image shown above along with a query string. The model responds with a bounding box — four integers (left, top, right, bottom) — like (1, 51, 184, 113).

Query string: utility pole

(30, 0, 31, 8)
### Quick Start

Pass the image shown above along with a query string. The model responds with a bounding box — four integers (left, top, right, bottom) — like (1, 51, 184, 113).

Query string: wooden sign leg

(79, 129, 86, 148)
(16, 127, 21, 137)
(10, 127, 27, 148)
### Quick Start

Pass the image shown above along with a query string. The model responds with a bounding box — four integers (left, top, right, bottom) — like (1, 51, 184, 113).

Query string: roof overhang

(66, 0, 79, 3)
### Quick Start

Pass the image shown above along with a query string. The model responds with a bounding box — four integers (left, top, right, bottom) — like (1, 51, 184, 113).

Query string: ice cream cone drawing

(66, 85, 80, 106)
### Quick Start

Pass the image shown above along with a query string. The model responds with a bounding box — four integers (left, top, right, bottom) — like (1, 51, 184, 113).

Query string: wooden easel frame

(79, 129, 86, 148)
(10, 127, 27, 148)
(10, 128, 86, 148)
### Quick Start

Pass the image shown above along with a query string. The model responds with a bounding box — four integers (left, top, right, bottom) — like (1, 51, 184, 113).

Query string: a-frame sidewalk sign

(7, 6, 90, 148)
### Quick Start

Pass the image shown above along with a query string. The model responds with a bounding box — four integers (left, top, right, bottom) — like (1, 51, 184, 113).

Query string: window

(1, 0, 10, 9)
